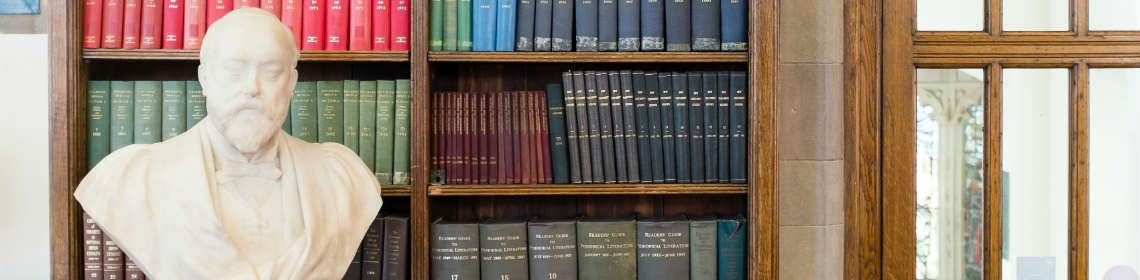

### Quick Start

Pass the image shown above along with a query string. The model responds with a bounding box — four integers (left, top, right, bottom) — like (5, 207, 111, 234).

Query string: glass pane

(1001, 68, 1070, 280)
(1004, 0, 1070, 31)
(917, 0, 984, 31)
(1090, 0, 1140, 30)
(1089, 68, 1140, 279)
(915, 68, 986, 280)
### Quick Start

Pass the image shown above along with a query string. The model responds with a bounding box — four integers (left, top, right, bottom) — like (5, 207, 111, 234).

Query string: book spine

(360, 81, 378, 172)
(84, 0, 104, 48)
(596, 73, 617, 183)
(392, 79, 412, 184)
(597, 0, 616, 51)
(690, 219, 718, 280)
(546, 85, 569, 183)
(317, 80, 345, 144)
(471, 0, 496, 51)
(671, 72, 690, 183)
(584, 72, 605, 183)
(162, 0, 183, 49)
(88, 81, 112, 169)
(161, 80, 187, 141)
(122, 0, 142, 49)
(376, 80, 396, 184)
(719, 0, 745, 50)
(687, 72, 704, 182)
(372, 0, 390, 50)
(442, 0, 458, 50)
(343, 80, 361, 153)
(103, 235, 125, 280)
(538, 90, 553, 183)
(326, 0, 349, 50)
(103, 0, 125, 48)
(429, 0, 443, 50)
(133, 81, 161, 144)
(125, 257, 144, 280)
(185, 81, 206, 128)
(349, 0, 372, 50)
(619, 71, 639, 182)
(140, 0, 163, 48)
(362, 215, 384, 279)
(261, 0, 282, 16)
(495, 0, 517, 51)
(515, 0, 535, 51)
(442, 92, 452, 184)
(528, 220, 578, 280)
(573, 0, 597, 51)
(638, 0, 663, 51)
(390, 0, 410, 50)
(637, 220, 690, 280)
(571, 71, 592, 183)
(632, 71, 651, 182)
(729, 71, 747, 183)
(577, 220, 637, 280)
(495, 93, 506, 183)
(508, 92, 520, 183)
(83, 213, 103, 280)
(645, 72, 664, 183)
(457, 0, 473, 50)
(479, 222, 529, 280)
(235, 0, 258, 7)
(430, 223, 480, 280)
(658, 73, 676, 183)
(282, 0, 303, 47)
(381, 217, 410, 280)
(716, 71, 730, 182)
(549, 0, 572, 51)
(560, 73, 581, 183)
(456, 92, 466, 184)
(345, 244, 362, 280)
(532, 0, 552, 51)
(531, 92, 543, 183)
(290, 81, 319, 142)
(517, 92, 532, 184)
(475, 93, 487, 184)
(496, 92, 509, 183)
(701, 71, 717, 182)
(183, 0, 206, 49)
(607, 72, 626, 182)
(302, 0, 325, 50)
(663, 0, 689, 51)
(206, 0, 232, 31)
(690, 0, 719, 51)
(616, 0, 638, 51)
(284, 103, 292, 134)
(717, 218, 746, 280)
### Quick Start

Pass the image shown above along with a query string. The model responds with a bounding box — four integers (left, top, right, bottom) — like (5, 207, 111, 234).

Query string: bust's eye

(262, 65, 284, 77)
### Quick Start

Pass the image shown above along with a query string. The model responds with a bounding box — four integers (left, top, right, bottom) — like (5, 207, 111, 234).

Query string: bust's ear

(197, 64, 210, 97)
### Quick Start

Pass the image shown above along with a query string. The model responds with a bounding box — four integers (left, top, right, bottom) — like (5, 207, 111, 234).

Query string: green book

(690, 218, 718, 280)
(291, 82, 319, 142)
(457, 0, 473, 50)
(443, 0, 459, 50)
(186, 81, 206, 128)
(133, 81, 162, 144)
(375, 80, 396, 184)
(109, 81, 134, 151)
(430, 0, 444, 50)
(87, 81, 111, 169)
(359, 81, 378, 171)
(317, 80, 344, 144)
(161, 81, 187, 141)
(577, 218, 637, 280)
(392, 79, 412, 185)
(283, 103, 292, 134)
(344, 80, 361, 154)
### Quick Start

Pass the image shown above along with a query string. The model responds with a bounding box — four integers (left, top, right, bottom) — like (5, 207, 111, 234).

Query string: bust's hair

(199, 7, 300, 67)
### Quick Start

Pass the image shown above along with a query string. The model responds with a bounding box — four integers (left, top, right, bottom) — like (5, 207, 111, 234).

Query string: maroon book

(493, 92, 505, 184)
(537, 90, 552, 183)
(461, 91, 472, 185)
(430, 92, 439, 177)
(103, 234, 124, 280)
(522, 91, 535, 184)
(499, 92, 512, 183)
(511, 92, 522, 184)
(476, 92, 488, 184)
(125, 256, 144, 280)
(444, 92, 455, 184)
(450, 91, 461, 184)
(84, 213, 103, 280)
(487, 92, 499, 184)
(532, 91, 544, 183)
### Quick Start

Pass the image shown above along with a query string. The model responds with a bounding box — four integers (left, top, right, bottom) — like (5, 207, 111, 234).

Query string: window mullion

(1068, 63, 1091, 280)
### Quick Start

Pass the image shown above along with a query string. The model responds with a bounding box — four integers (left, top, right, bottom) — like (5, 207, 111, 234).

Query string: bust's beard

(221, 109, 280, 154)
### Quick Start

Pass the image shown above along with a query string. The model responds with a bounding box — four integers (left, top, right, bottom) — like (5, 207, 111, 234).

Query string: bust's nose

(239, 70, 262, 98)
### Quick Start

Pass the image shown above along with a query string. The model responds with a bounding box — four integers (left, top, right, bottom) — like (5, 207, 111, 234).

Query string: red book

(520, 92, 534, 184)
(530, 91, 542, 183)
(473, 92, 484, 184)
(348, 0, 371, 50)
(370, 0, 389, 50)
(464, 91, 474, 184)
(510, 92, 521, 183)
(325, 0, 349, 50)
(102, 0, 125, 48)
(183, 0, 207, 49)
(301, 0, 325, 50)
(122, 0, 142, 48)
(389, 0, 408, 50)
(205, 0, 231, 30)
(447, 92, 457, 184)
(482, 92, 493, 184)
(162, 0, 184, 49)
(280, 0, 303, 47)
(139, 0, 163, 48)
(537, 91, 552, 183)
(495, 92, 507, 183)
(84, 0, 104, 48)
(235, 0, 258, 8)
(260, 0, 281, 17)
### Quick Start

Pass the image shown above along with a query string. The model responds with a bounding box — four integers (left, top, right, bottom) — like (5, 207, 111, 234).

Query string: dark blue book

(596, 72, 618, 183)
(561, 72, 582, 183)
(617, 0, 640, 51)
(572, 71, 595, 183)
(672, 72, 690, 183)
(547, 83, 571, 184)
(658, 73, 677, 183)
(534, 0, 554, 50)
(632, 71, 653, 183)
(575, 0, 599, 51)
(608, 71, 628, 182)
(552, 0, 575, 51)
(717, 217, 746, 280)
(496, 0, 518, 51)
(516, 0, 536, 51)
(687, 72, 705, 182)
(639, 0, 664, 51)
(598, 0, 618, 51)
(719, 0, 746, 51)
(645, 71, 665, 183)
(584, 71, 605, 183)
(619, 71, 640, 183)
(717, 71, 730, 182)
(701, 71, 718, 182)
(729, 71, 747, 183)
(473, 0, 498, 51)
(664, 0, 690, 51)
(691, 0, 720, 51)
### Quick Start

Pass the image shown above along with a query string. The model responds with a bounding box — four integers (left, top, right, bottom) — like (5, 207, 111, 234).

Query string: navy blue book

(572, 71, 595, 183)
(717, 71, 731, 182)
(719, 0, 746, 51)
(617, 0, 639, 51)
(717, 217, 746, 280)
(598, 0, 618, 51)
(645, 71, 665, 183)
(729, 71, 747, 183)
(608, 71, 628, 182)
(687, 72, 705, 182)
(596, 72, 618, 183)
(561, 72, 582, 183)
(584, 71, 605, 183)
(496, 0, 518, 51)
(552, 0, 575, 51)
(473, 0, 498, 51)
(575, 0, 599, 51)
(671, 72, 690, 183)
(619, 71, 639, 183)
(691, 0, 720, 51)
(534, 0, 554, 50)
(664, 0, 690, 51)
(516, 0, 536, 51)
(632, 71, 653, 183)
(639, 0, 664, 51)
(657, 73, 676, 183)
(701, 71, 718, 182)
(547, 83, 571, 184)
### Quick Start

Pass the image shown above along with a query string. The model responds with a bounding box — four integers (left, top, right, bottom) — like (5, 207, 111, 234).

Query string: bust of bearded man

(74, 8, 383, 279)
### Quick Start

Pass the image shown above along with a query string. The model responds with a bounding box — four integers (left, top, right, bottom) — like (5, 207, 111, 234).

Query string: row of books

(430, 216, 747, 280)
(430, 91, 555, 185)
(82, 0, 412, 51)
(344, 214, 410, 280)
(84, 213, 148, 280)
(427, 0, 747, 52)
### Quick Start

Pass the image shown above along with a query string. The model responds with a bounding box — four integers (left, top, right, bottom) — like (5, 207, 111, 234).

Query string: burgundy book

(84, 213, 103, 280)
(528, 91, 541, 183)
(281, 0, 302, 47)
(235, 0, 258, 7)
(162, 0, 184, 49)
(260, 0, 281, 17)
(103, 235, 125, 280)
(521, 91, 535, 184)
(388, 0, 409, 50)
(499, 92, 512, 183)
(537, 90, 553, 183)
(301, 0, 326, 50)
(460, 91, 470, 184)
(486, 92, 498, 184)
(84, 0, 104, 48)
(533, 91, 545, 183)
(139, 0, 163, 48)
(510, 92, 522, 183)
(125, 256, 144, 280)
(371, 0, 390, 50)
(441, 92, 451, 184)
(475, 92, 486, 184)
(447, 91, 458, 184)
(468, 91, 478, 184)
(183, 0, 207, 49)
(325, 0, 349, 50)
(205, 0, 232, 30)
(102, 0, 124, 48)
(348, 0, 371, 50)
(122, 0, 141, 49)
(494, 92, 506, 184)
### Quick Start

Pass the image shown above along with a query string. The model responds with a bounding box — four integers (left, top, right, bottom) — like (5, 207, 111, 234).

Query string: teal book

(317, 81, 345, 144)
(186, 81, 207, 128)
(717, 217, 746, 280)
(690, 217, 718, 280)
(133, 81, 162, 144)
(443, 0, 459, 50)
(161, 81, 187, 141)
(344, 80, 361, 154)
(392, 79, 412, 185)
(375, 80, 397, 184)
(457, 0, 473, 50)
(430, 0, 444, 50)
(291, 82, 319, 143)
(359, 81, 378, 171)
(87, 81, 111, 169)
(282, 103, 292, 134)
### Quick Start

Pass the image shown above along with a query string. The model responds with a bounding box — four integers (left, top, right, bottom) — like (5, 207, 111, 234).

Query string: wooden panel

(429, 51, 749, 63)
(983, 63, 1003, 280)
(750, 0, 778, 279)
(83, 49, 411, 62)
(429, 195, 747, 222)
(1069, 63, 1090, 280)
(49, 0, 84, 278)
(843, 0, 883, 278)
(428, 184, 748, 196)
(382, 185, 414, 196)
(985, 0, 1001, 34)
(913, 57, 1140, 68)
(882, 0, 916, 278)
(410, 0, 431, 278)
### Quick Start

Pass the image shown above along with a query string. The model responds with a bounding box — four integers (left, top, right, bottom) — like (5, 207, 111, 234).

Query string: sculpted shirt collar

(204, 118, 283, 182)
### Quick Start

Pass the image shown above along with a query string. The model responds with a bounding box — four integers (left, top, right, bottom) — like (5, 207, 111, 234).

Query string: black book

(561, 72, 582, 183)
(637, 217, 690, 280)
(571, 71, 594, 182)
(690, 0, 720, 51)
(547, 83, 571, 184)
(430, 220, 479, 280)
(479, 219, 529, 280)
(345, 243, 363, 280)
(657, 73, 677, 183)
(645, 71, 665, 183)
(639, 0, 664, 51)
(534, 0, 554, 51)
(574, 0, 599, 51)
(687, 72, 705, 182)
(598, 0, 618, 51)
(552, 0, 574, 51)
(616, 0, 640, 51)
(717, 71, 731, 182)
(577, 218, 637, 280)
(632, 71, 653, 183)
(381, 216, 410, 280)
(671, 72, 690, 183)
(701, 72, 718, 182)
(596, 72, 618, 183)
(362, 215, 384, 279)
(584, 71, 605, 183)
(528, 219, 578, 280)
(517, 0, 537, 51)
(608, 71, 628, 183)
(663, 0, 690, 51)
(729, 71, 747, 183)
(619, 71, 640, 183)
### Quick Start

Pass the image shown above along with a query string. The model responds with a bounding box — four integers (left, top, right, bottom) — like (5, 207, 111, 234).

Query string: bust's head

(198, 7, 299, 154)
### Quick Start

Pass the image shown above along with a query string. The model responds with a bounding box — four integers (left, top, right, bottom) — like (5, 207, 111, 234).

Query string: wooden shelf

(382, 185, 413, 197)
(82, 49, 410, 62)
(428, 51, 749, 63)
(427, 183, 748, 196)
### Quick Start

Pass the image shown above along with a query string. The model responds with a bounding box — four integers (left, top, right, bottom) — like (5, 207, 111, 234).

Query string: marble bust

(74, 8, 383, 279)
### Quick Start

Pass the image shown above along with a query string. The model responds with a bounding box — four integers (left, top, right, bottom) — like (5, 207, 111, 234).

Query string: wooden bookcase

(48, 0, 777, 278)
